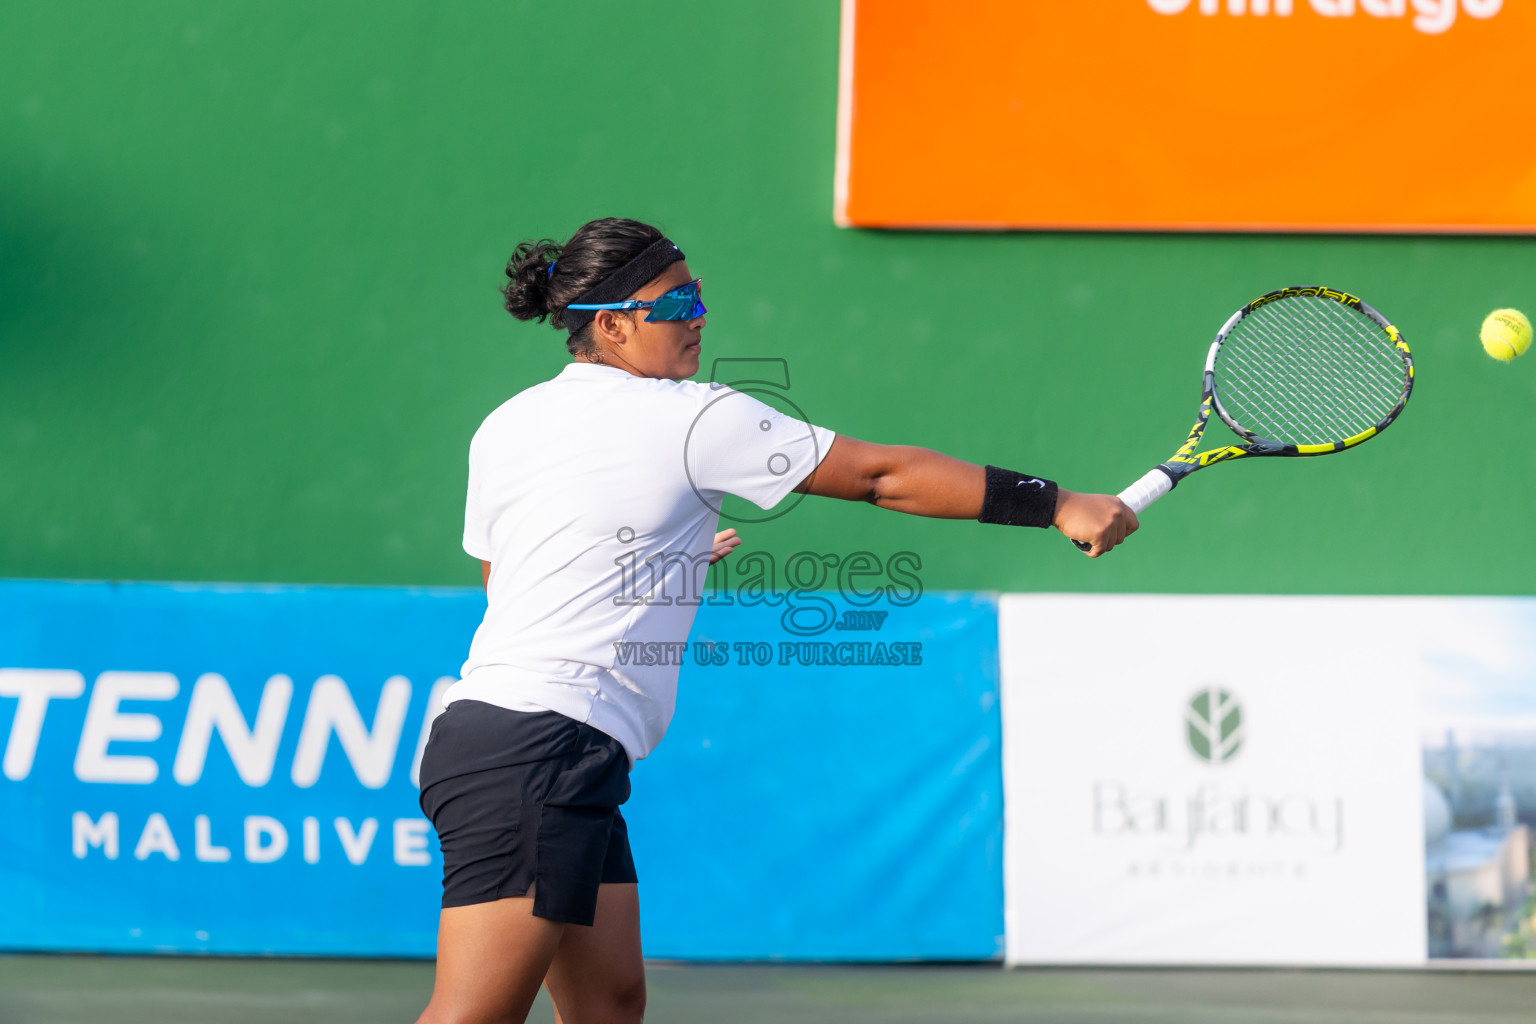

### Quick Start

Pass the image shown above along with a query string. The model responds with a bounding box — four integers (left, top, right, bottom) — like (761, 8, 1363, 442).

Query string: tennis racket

(1073, 285, 1413, 552)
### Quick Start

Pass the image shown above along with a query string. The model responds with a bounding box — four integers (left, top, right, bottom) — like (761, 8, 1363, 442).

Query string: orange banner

(834, 0, 1536, 232)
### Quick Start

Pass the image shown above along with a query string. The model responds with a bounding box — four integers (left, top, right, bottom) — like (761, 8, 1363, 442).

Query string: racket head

(1207, 286, 1413, 455)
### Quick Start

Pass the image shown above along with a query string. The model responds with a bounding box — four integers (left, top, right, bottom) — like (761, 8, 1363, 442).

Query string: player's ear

(593, 309, 632, 345)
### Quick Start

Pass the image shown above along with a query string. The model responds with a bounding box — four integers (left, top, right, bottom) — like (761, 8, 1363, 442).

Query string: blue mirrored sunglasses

(567, 278, 705, 322)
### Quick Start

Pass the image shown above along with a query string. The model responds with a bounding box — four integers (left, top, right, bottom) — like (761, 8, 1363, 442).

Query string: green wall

(3, 1, 1533, 594)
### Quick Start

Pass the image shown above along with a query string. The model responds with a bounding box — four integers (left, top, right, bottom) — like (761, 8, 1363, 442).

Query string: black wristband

(978, 465, 1059, 528)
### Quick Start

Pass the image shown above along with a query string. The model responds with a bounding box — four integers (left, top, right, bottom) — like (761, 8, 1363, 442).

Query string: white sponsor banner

(1000, 594, 1426, 966)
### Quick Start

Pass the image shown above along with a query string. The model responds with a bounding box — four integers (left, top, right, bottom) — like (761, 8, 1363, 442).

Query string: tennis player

(415, 217, 1136, 1024)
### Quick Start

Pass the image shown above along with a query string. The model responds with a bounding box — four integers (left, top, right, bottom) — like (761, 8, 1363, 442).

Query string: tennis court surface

(4, 956, 1536, 1024)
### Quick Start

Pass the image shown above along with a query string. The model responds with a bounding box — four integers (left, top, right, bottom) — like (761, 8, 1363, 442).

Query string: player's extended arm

(793, 435, 1137, 557)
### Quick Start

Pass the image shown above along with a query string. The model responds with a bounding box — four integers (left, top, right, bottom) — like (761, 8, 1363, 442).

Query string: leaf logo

(1186, 686, 1243, 765)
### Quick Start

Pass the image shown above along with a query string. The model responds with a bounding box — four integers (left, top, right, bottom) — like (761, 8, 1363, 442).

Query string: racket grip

(1070, 468, 1174, 553)
(1117, 467, 1175, 514)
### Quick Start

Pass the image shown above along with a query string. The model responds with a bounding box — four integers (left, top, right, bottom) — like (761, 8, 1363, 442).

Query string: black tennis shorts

(417, 700, 636, 927)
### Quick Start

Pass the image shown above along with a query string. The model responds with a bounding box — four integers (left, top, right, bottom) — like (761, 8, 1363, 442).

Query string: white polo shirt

(448, 361, 835, 762)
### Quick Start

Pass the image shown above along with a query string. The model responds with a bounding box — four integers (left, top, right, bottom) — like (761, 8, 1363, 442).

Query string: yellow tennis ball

(1481, 308, 1532, 362)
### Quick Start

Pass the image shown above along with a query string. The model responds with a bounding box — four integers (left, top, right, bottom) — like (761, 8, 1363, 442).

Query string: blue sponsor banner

(0, 580, 469, 957)
(633, 590, 1003, 961)
(0, 580, 1001, 959)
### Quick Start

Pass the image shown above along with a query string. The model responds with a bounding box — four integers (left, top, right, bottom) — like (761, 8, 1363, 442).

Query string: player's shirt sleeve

(687, 386, 835, 510)
(462, 436, 494, 561)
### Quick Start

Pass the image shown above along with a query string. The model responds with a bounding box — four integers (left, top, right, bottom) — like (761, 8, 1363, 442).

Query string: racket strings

(1268, 306, 1404, 435)
(1237, 300, 1399, 416)
(1225, 314, 1384, 438)
(1219, 324, 1386, 444)
(1213, 295, 1406, 446)
(1222, 321, 1399, 441)
(1267, 300, 1401, 418)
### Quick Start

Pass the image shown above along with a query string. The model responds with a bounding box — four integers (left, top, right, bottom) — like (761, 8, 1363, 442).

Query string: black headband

(560, 236, 686, 334)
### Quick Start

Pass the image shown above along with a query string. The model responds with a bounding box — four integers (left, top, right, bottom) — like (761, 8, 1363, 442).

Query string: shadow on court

(3, 955, 1536, 1024)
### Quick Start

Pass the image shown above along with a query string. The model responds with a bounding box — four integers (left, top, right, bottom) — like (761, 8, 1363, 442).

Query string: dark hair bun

(501, 218, 666, 353)
(502, 239, 562, 322)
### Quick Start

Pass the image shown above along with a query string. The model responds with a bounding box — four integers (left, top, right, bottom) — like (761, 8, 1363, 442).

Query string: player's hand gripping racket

(1072, 285, 1413, 552)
